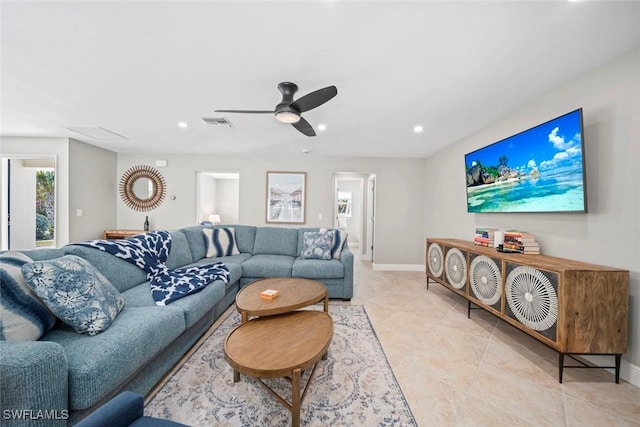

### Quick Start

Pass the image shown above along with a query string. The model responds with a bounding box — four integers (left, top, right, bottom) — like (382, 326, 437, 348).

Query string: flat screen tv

(465, 108, 587, 213)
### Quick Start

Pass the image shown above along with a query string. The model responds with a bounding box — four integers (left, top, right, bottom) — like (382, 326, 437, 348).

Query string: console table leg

(292, 368, 301, 427)
(615, 354, 621, 384)
(467, 300, 471, 319)
(559, 353, 564, 384)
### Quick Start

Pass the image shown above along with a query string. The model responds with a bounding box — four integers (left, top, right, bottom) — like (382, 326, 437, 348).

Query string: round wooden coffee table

(224, 310, 333, 427)
(236, 277, 328, 323)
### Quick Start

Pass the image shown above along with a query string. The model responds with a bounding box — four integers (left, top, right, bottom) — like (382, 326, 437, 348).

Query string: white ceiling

(2, 1, 639, 158)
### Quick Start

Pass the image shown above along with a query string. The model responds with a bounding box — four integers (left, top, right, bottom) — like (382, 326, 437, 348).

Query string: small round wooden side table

(224, 310, 333, 427)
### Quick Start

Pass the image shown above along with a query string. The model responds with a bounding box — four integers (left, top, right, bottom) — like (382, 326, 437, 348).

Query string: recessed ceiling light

(302, 149, 310, 154)
(317, 124, 327, 131)
(413, 125, 424, 133)
(178, 121, 188, 129)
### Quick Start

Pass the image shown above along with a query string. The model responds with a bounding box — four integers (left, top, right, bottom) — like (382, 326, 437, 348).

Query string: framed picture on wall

(266, 171, 306, 224)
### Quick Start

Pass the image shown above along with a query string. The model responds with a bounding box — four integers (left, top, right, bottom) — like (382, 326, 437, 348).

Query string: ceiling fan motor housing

(276, 82, 301, 122)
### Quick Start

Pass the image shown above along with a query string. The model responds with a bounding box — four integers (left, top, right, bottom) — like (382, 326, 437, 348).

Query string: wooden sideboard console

(425, 238, 629, 383)
(103, 230, 146, 240)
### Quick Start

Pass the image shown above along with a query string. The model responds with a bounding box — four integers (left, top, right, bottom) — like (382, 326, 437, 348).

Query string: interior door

(366, 175, 376, 261)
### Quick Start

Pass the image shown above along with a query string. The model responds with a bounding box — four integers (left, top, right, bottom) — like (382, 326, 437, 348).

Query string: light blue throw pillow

(0, 251, 56, 340)
(301, 230, 335, 260)
(203, 227, 240, 258)
(21, 255, 125, 336)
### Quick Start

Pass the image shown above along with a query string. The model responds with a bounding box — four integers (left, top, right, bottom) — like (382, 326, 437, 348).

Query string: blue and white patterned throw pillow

(0, 251, 56, 340)
(301, 230, 335, 260)
(21, 255, 125, 336)
(331, 229, 349, 259)
(320, 228, 349, 259)
(203, 227, 240, 258)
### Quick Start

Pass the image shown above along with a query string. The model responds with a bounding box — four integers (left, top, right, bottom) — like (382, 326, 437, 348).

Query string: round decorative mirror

(119, 165, 166, 211)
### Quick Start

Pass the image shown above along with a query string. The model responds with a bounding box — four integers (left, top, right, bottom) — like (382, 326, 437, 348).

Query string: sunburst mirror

(119, 165, 166, 211)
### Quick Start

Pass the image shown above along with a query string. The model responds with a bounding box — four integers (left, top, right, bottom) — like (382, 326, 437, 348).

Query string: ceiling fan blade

(214, 109, 275, 114)
(292, 117, 316, 137)
(290, 86, 337, 113)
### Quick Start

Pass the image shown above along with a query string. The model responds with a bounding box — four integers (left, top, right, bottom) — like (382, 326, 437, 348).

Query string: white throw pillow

(203, 227, 240, 258)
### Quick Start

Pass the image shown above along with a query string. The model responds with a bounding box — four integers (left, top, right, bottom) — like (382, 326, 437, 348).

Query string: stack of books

(473, 228, 497, 247)
(502, 230, 541, 254)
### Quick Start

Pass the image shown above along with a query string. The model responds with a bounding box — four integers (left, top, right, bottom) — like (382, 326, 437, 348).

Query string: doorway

(195, 172, 240, 225)
(333, 173, 375, 261)
(1, 156, 57, 250)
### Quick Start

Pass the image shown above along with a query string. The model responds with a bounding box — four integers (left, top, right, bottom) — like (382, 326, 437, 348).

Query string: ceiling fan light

(275, 111, 301, 124)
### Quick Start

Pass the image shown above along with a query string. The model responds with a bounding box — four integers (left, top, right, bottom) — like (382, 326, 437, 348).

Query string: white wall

(68, 139, 117, 241)
(423, 49, 640, 382)
(117, 154, 425, 265)
(215, 178, 239, 224)
(198, 174, 217, 223)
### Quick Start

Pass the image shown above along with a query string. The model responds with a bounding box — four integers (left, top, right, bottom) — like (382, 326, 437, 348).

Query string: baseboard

(582, 355, 640, 388)
(625, 360, 640, 387)
(372, 263, 425, 272)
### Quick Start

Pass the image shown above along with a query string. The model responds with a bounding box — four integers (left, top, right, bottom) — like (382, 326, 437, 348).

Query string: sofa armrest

(73, 391, 143, 427)
(0, 341, 68, 426)
(339, 244, 354, 300)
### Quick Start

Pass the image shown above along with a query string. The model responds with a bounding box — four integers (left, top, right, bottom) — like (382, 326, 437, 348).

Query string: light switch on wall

(317, 213, 323, 220)
(76, 209, 83, 217)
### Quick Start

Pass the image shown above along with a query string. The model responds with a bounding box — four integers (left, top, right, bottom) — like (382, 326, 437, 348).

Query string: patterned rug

(145, 305, 416, 426)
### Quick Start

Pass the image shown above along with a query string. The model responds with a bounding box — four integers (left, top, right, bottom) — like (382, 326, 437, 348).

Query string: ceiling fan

(215, 82, 337, 137)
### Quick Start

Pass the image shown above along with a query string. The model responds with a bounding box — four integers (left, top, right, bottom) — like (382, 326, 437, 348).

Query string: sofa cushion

(165, 231, 194, 269)
(211, 253, 252, 265)
(42, 306, 185, 410)
(241, 254, 295, 278)
(228, 225, 257, 254)
(190, 259, 244, 284)
(203, 227, 239, 257)
(121, 279, 225, 328)
(22, 255, 125, 336)
(64, 245, 148, 293)
(252, 227, 298, 256)
(301, 230, 335, 260)
(292, 258, 345, 279)
(178, 225, 208, 262)
(6, 248, 66, 261)
(0, 251, 56, 340)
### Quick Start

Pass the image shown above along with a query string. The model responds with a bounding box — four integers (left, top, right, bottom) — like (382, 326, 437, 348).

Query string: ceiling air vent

(66, 127, 128, 140)
(201, 117, 234, 128)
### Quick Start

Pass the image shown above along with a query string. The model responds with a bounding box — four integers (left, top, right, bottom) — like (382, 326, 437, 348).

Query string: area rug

(145, 305, 417, 426)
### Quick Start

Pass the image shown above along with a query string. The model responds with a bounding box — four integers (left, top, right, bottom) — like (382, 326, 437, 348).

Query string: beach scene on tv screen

(465, 110, 586, 213)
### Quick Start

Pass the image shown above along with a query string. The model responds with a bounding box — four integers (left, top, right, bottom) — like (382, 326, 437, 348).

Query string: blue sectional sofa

(0, 225, 353, 426)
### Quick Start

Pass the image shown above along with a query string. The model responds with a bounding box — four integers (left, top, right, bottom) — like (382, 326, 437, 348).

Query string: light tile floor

(349, 254, 640, 426)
